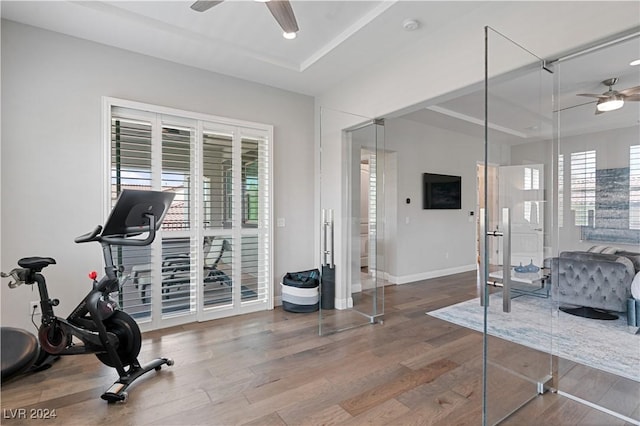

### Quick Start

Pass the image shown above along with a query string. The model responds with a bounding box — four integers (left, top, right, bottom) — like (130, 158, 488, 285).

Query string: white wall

(385, 118, 482, 283)
(380, 119, 640, 284)
(1, 20, 315, 331)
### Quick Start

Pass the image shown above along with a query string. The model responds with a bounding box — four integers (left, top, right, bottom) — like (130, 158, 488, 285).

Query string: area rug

(427, 293, 640, 382)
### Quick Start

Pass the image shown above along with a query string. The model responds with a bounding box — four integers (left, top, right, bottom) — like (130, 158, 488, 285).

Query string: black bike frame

(35, 214, 157, 377)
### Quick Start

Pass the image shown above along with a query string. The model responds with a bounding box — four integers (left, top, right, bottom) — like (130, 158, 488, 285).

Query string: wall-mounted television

(422, 173, 462, 209)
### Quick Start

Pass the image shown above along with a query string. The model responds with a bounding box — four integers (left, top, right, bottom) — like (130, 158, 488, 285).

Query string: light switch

(277, 218, 285, 227)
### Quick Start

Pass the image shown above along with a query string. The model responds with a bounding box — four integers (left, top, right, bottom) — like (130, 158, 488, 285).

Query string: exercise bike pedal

(101, 383, 127, 403)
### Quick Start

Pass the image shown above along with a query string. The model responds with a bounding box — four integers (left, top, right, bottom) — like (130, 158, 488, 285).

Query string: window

(630, 145, 640, 230)
(106, 98, 272, 330)
(242, 142, 259, 226)
(203, 132, 233, 228)
(570, 150, 596, 226)
(558, 154, 564, 228)
(523, 167, 539, 191)
(523, 167, 540, 223)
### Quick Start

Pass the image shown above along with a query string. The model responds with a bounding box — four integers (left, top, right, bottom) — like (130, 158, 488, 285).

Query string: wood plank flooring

(1, 271, 636, 425)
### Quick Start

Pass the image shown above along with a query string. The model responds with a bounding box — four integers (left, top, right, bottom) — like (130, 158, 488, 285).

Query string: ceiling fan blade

(190, 0, 224, 12)
(577, 93, 607, 99)
(625, 94, 640, 102)
(265, 0, 299, 34)
(619, 85, 640, 96)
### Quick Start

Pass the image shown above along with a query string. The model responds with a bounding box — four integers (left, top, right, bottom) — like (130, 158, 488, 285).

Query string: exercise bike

(2, 189, 175, 402)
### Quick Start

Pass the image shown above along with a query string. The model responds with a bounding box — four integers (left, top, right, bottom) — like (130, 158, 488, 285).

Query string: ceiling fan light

(283, 31, 297, 40)
(596, 95, 624, 112)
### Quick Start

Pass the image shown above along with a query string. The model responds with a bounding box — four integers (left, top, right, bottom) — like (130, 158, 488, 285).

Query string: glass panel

(242, 137, 260, 228)
(114, 245, 153, 322)
(161, 237, 195, 316)
(162, 125, 192, 231)
(318, 107, 385, 335)
(202, 235, 234, 308)
(110, 117, 154, 321)
(351, 123, 385, 320)
(554, 33, 640, 423)
(110, 117, 152, 200)
(483, 27, 554, 425)
(240, 135, 269, 306)
(241, 235, 260, 302)
(202, 132, 234, 230)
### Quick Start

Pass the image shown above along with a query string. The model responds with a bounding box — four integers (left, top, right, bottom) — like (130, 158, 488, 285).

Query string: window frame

(569, 150, 596, 227)
(102, 97, 274, 331)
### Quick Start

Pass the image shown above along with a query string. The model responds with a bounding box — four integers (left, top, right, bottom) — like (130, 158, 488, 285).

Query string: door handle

(322, 209, 334, 268)
(479, 208, 487, 307)
(501, 208, 511, 313)
(479, 207, 511, 313)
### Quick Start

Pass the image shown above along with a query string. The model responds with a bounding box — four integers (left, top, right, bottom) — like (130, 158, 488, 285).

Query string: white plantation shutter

(239, 135, 270, 304)
(161, 125, 193, 231)
(368, 153, 377, 272)
(558, 154, 564, 228)
(570, 150, 596, 226)
(202, 132, 234, 230)
(110, 115, 154, 321)
(106, 99, 272, 330)
(630, 145, 640, 230)
(202, 131, 235, 308)
(161, 123, 196, 317)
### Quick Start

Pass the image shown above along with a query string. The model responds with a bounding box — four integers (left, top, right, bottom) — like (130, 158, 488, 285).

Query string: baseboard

(352, 282, 363, 293)
(335, 297, 352, 310)
(389, 264, 476, 285)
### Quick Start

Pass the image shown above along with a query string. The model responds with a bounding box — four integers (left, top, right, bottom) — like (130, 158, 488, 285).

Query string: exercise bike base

(101, 357, 173, 403)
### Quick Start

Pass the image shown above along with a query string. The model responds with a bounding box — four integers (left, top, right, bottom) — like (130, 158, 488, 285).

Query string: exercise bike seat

(1, 327, 39, 382)
(18, 257, 56, 271)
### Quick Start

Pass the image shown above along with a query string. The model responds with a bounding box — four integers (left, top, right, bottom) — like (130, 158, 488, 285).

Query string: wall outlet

(29, 301, 41, 316)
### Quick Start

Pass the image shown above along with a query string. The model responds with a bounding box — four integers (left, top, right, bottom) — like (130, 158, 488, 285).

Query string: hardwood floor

(1, 272, 635, 425)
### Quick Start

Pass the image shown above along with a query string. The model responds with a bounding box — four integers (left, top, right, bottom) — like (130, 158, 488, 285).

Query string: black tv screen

(423, 173, 461, 209)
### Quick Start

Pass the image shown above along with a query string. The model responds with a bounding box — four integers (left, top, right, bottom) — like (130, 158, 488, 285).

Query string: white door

(498, 164, 545, 268)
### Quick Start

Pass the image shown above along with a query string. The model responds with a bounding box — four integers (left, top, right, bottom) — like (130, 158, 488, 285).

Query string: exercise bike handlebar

(101, 227, 156, 246)
(1, 268, 28, 288)
(74, 225, 103, 243)
(75, 214, 158, 247)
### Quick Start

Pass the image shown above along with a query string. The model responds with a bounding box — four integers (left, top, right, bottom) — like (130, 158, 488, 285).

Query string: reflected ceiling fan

(577, 78, 640, 114)
(190, 0, 299, 39)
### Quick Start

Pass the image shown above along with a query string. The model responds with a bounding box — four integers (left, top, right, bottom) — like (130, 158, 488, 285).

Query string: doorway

(318, 109, 387, 335)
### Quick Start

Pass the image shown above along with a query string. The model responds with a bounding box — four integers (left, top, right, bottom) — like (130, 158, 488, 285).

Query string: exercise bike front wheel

(96, 311, 141, 368)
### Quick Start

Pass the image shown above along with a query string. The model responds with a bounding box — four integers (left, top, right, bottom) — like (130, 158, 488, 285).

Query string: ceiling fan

(577, 78, 640, 114)
(190, 0, 299, 39)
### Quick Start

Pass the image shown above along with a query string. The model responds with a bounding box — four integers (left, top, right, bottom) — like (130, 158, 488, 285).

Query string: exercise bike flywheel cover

(38, 324, 68, 354)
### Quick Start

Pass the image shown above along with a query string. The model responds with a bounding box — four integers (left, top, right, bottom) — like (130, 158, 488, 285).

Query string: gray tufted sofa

(549, 250, 637, 314)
